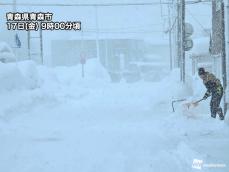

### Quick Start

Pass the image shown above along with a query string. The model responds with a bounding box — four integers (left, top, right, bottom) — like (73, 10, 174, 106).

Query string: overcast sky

(0, 0, 212, 43)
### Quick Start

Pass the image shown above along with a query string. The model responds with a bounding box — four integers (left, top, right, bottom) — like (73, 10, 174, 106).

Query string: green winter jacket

(203, 72, 223, 98)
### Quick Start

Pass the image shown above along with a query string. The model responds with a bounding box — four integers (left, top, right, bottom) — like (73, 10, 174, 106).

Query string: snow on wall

(190, 37, 210, 56)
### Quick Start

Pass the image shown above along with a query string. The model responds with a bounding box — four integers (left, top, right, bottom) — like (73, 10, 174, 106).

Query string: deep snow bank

(38, 58, 111, 89)
(0, 58, 110, 92)
(0, 59, 111, 120)
(0, 61, 40, 91)
(0, 62, 26, 91)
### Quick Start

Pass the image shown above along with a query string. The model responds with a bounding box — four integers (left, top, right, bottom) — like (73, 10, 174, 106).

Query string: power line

(0, 2, 174, 7)
(165, 17, 177, 33)
(0, 1, 211, 7)
(187, 0, 211, 4)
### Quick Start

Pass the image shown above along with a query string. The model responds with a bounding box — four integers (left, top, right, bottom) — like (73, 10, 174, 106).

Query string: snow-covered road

(0, 61, 229, 172)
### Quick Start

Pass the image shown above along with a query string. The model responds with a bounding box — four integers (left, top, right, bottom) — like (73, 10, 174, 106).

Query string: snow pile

(84, 58, 110, 81)
(48, 58, 110, 86)
(0, 61, 40, 92)
(0, 58, 110, 93)
(0, 42, 16, 62)
(17, 61, 40, 89)
(0, 63, 27, 91)
(38, 66, 59, 85)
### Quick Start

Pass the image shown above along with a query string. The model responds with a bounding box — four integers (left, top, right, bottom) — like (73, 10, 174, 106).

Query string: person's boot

(217, 108, 224, 120)
(218, 113, 224, 120)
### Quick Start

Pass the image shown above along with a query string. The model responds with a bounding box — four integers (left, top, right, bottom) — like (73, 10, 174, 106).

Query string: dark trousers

(210, 91, 223, 118)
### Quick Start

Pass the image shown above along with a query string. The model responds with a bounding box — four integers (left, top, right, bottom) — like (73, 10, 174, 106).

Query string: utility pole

(227, 0, 229, 68)
(168, 4, 173, 70)
(181, 0, 185, 83)
(227, 1, 229, 68)
(212, 0, 227, 114)
(95, 6, 100, 59)
(226, 0, 229, 115)
(12, 0, 20, 63)
(177, 0, 185, 82)
(221, 2, 227, 114)
(177, 0, 181, 69)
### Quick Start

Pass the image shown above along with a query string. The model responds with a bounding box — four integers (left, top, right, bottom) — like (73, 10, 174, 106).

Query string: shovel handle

(194, 98, 204, 104)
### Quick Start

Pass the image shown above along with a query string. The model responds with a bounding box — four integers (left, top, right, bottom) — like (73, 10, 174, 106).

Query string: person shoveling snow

(174, 68, 225, 120)
(196, 67, 224, 120)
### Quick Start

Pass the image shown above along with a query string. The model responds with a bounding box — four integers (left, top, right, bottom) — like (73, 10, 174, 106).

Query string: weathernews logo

(192, 159, 226, 170)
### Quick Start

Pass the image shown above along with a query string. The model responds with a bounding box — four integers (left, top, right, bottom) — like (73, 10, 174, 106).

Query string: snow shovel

(172, 99, 187, 112)
(184, 98, 204, 109)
